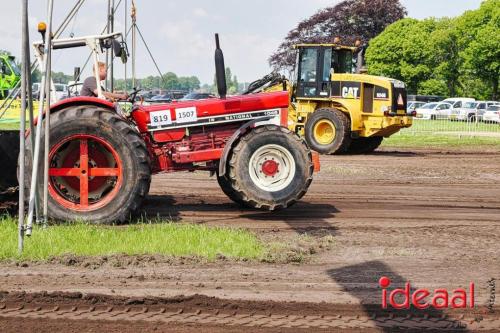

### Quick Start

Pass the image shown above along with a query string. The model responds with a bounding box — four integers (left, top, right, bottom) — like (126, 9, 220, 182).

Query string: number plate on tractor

(175, 107, 198, 123)
(150, 110, 172, 126)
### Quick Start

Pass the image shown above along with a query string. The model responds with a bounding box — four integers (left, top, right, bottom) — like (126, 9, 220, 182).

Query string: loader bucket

(0, 130, 20, 191)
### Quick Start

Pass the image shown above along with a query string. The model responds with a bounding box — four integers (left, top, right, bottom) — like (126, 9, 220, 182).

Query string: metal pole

(42, 0, 55, 225)
(18, 0, 29, 254)
(106, 0, 111, 90)
(131, 0, 136, 88)
(124, 0, 127, 91)
(26, 1, 53, 235)
(24, 3, 40, 224)
(110, 0, 115, 91)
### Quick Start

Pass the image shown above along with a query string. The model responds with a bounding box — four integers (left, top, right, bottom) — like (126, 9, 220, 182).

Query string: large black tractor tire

(222, 125, 313, 211)
(347, 137, 384, 154)
(23, 106, 151, 223)
(0, 130, 20, 191)
(216, 171, 246, 206)
(304, 108, 351, 155)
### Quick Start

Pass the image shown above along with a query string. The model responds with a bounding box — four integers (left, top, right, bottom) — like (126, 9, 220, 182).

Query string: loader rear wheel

(347, 137, 384, 154)
(305, 108, 351, 155)
(224, 125, 313, 211)
(24, 105, 151, 223)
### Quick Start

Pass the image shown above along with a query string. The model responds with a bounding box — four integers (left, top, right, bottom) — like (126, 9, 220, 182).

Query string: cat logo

(342, 87, 359, 99)
(397, 94, 404, 106)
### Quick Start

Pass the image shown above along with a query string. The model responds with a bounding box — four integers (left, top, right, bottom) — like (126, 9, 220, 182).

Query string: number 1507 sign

(149, 107, 198, 127)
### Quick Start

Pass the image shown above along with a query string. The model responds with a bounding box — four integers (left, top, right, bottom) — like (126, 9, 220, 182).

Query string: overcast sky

(0, 0, 484, 85)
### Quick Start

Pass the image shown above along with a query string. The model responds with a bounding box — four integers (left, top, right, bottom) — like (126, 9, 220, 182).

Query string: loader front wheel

(305, 108, 351, 155)
(24, 105, 151, 223)
(225, 125, 313, 210)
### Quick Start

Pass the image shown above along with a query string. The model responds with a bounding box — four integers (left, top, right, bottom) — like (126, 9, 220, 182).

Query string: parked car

(442, 97, 476, 111)
(450, 101, 499, 121)
(149, 94, 173, 103)
(482, 104, 500, 124)
(32, 82, 41, 99)
(407, 101, 426, 115)
(179, 92, 216, 101)
(415, 102, 453, 120)
(61, 81, 83, 99)
(53, 83, 68, 101)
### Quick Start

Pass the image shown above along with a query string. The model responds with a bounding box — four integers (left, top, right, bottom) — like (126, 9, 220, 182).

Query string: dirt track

(1, 148, 500, 332)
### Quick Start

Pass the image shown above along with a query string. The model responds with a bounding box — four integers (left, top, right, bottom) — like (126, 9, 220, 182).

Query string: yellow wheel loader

(245, 43, 412, 154)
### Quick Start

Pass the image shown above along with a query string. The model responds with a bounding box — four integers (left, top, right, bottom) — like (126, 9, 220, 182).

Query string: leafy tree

(366, 18, 438, 94)
(366, 0, 500, 99)
(457, 0, 500, 99)
(269, 0, 406, 71)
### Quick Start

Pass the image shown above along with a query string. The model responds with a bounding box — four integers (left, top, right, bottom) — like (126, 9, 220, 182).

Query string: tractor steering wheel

(128, 87, 142, 103)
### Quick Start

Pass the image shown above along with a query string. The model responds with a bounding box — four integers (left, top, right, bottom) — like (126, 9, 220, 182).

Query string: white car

(442, 97, 476, 111)
(482, 104, 500, 124)
(450, 101, 499, 121)
(415, 102, 453, 120)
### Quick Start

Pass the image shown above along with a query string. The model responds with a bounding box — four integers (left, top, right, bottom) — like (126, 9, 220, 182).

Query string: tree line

(269, 0, 498, 100)
(366, 0, 499, 100)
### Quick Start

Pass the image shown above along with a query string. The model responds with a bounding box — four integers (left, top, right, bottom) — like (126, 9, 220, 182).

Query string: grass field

(0, 216, 264, 261)
(410, 118, 500, 132)
(383, 133, 500, 149)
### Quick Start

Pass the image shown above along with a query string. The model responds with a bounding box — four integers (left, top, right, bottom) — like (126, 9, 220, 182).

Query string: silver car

(482, 104, 500, 124)
(450, 101, 498, 121)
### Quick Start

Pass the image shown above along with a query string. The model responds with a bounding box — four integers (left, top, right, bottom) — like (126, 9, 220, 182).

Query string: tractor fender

(26, 97, 116, 137)
(28, 97, 115, 132)
(218, 116, 273, 177)
(49, 96, 115, 114)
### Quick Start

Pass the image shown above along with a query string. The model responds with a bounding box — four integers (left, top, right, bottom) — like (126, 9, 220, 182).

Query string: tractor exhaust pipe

(214, 33, 227, 99)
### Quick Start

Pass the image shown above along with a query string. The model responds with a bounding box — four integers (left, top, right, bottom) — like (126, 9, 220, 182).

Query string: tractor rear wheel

(24, 105, 151, 223)
(223, 125, 313, 210)
(347, 137, 384, 154)
(304, 108, 351, 155)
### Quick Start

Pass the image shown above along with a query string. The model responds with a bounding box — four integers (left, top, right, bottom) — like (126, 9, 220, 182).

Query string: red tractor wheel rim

(261, 160, 279, 176)
(48, 134, 123, 212)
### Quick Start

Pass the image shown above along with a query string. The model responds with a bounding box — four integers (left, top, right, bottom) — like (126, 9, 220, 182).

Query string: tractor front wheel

(223, 125, 313, 210)
(304, 108, 351, 155)
(24, 105, 151, 223)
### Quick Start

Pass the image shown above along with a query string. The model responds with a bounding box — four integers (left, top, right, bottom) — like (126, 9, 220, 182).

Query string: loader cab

(0, 55, 21, 92)
(295, 44, 357, 98)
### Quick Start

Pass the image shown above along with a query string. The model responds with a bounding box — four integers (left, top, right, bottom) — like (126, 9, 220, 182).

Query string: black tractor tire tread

(24, 105, 151, 224)
(226, 125, 313, 211)
(304, 108, 351, 155)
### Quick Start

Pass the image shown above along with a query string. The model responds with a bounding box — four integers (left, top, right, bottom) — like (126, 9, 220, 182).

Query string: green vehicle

(0, 54, 21, 99)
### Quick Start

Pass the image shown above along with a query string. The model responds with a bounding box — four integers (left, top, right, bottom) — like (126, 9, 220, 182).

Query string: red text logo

(379, 276, 475, 310)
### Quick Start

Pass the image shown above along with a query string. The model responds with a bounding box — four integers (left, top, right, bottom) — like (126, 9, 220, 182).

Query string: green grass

(0, 216, 265, 261)
(411, 119, 500, 132)
(0, 121, 25, 131)
(383, 133, 500, 149)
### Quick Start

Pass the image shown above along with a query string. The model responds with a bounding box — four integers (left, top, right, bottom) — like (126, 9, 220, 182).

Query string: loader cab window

(7, 58, 20, 76)
(0, 59, 10, 75)
(332, 49, 354, 74)
(298, 48, 318, 97)
(299, 48, 318, 83)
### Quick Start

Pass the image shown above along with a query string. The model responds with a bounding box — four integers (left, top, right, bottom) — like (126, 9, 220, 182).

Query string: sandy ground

(1, 148, 499, 332)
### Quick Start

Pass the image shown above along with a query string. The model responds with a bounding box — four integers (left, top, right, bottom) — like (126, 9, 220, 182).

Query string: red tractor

(25, 33, 318, 223)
